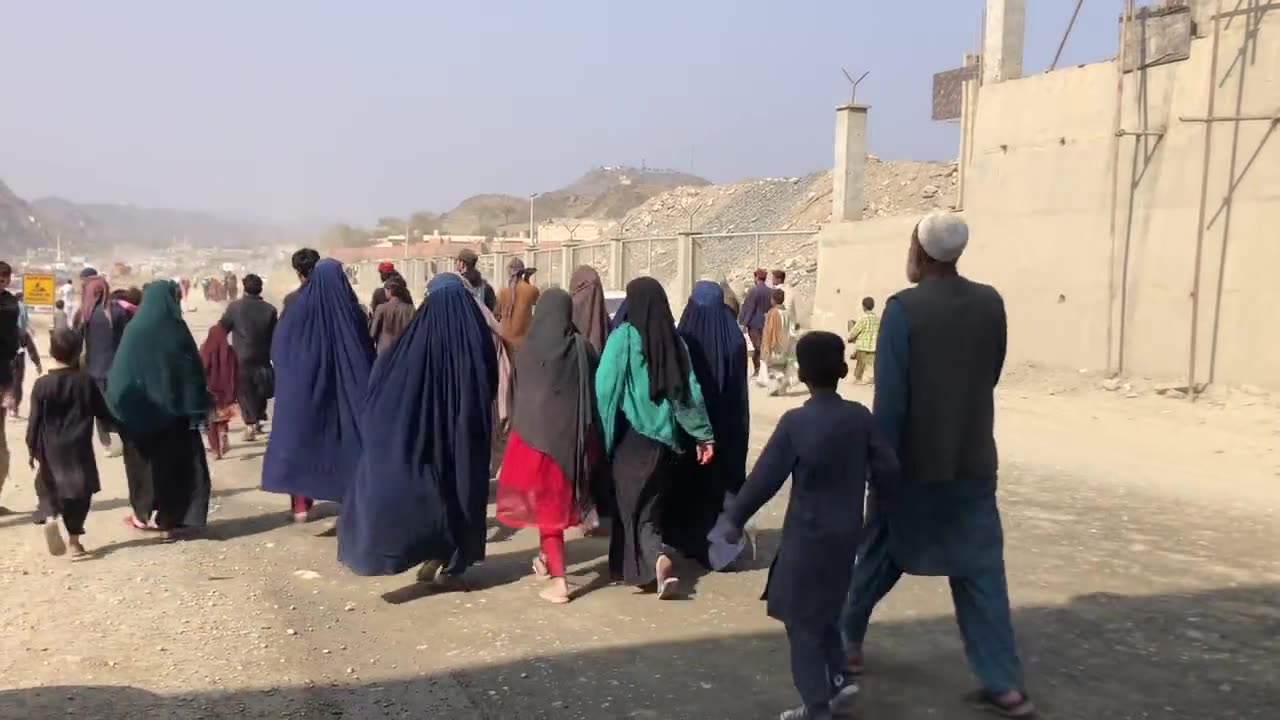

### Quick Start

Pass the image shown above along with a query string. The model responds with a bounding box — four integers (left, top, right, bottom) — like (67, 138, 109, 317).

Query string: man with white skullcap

(841, 213, 1034, 717)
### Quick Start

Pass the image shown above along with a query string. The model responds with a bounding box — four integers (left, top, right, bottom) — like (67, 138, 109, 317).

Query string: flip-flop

(538, 583, 572, 605)
(657, 577, 680, 599)
(531, 555, 550, 579)
(122, 515, 155, 532)
(416, 559, 443, 584)
(655, 555, 680, 600)
(43, 519, 67, 556)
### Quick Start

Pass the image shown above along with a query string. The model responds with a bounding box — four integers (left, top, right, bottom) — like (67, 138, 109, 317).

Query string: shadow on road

(5, 583, 1273, 719)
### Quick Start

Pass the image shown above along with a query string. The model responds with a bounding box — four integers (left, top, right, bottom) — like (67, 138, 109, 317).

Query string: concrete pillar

(491, 252, 507, 285)
(607, 238, 624, 290)
(982, 0, 1025, 84)
(559, 244, 575, 289)
(957, 53, 981, 209)
(832, 104, 868, 223)
(675, 231, 696, 304)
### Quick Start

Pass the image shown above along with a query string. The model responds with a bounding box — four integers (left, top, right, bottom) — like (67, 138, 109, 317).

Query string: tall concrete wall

(814, 11, 1280, 388)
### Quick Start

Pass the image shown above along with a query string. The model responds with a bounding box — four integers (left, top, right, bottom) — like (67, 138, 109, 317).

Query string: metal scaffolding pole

(1187, 0, 1224, 397)
(1106, 0, 1135, 374)
(1179, 112, 1280, 122)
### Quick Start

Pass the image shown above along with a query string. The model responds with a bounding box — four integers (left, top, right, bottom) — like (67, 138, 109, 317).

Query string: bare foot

(68, 538, 87, 558)
(845, 647, 864, 675)
(539, 577, 571, 604)
(531, 555, 550, 579)
(292, 511, 310, 524)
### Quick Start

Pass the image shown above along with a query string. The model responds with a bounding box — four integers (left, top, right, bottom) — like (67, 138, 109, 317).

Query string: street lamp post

(528, 193, 538, 247)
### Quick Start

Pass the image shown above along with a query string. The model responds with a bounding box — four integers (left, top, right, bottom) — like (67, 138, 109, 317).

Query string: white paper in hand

(706, 492, 748, 571)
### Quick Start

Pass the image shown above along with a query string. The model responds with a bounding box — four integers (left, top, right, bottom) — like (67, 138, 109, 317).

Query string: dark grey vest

(892, 274, 1005, 487)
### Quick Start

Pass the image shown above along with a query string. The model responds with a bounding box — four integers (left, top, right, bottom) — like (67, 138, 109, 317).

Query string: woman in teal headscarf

(107, 281, 212, 537)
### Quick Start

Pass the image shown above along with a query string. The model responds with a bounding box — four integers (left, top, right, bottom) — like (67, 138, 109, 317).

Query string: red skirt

(496, 430, 581, 532)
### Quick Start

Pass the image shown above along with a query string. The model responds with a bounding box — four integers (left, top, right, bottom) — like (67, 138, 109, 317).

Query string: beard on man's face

(906, 247, 923, 284)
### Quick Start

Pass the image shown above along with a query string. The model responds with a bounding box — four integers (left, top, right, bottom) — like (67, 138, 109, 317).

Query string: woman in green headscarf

(107, 281, 212, 537)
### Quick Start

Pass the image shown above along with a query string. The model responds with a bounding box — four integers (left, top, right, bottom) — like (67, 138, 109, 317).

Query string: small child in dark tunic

(27, 329, 114, 558)
(724, 332, 899, 720)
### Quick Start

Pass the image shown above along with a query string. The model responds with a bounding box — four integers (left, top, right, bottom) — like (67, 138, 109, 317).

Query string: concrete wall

(814, 12, 1280, 388)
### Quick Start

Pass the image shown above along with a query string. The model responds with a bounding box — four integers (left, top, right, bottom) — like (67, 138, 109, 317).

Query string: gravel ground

(0, 304, 1276, 719)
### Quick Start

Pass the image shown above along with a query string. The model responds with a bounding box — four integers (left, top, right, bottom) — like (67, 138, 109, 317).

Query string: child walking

(724, 332, 899, 720)
(759, 288, 797, 396)
(27, 329, 114, 557)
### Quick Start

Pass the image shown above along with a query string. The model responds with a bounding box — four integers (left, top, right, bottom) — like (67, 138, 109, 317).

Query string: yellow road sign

(23, 273, 56, 306)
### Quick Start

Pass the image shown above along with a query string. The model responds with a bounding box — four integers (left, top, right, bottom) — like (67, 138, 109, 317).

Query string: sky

(0, 1, 1121, 225)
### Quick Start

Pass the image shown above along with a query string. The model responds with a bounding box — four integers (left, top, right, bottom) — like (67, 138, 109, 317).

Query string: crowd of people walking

(0, 211, 1035, 719)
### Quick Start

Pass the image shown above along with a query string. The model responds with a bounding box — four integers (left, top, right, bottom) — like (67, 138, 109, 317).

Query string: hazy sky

(0, 1, 1119, 224)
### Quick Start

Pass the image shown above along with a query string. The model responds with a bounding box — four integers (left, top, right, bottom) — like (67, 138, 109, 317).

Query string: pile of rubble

(613, 157, 957, 320)
(619, 156, 958, 237)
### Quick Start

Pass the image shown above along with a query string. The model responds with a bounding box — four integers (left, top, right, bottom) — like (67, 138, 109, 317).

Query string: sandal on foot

(964, 690, 1037, 718)
(531, 555, 550, 580)
(655, 555, 680, 600)
(43, 519, 67, 556)
(539, 581, 571, 605)
(123, 515, 155, 532)
(416, 559, 443, 584)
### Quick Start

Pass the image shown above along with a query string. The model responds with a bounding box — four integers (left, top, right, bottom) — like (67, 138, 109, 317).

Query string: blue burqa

(338, 272, 498, 576)
(262, 259, 374, 502)
(663, 280, 751, 566)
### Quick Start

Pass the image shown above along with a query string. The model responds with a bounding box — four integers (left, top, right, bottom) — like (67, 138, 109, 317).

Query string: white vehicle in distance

(604, 289, 626, 322)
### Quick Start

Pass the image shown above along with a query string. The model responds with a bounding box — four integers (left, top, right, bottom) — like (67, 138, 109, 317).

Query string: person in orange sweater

(495, 257, 540, 354)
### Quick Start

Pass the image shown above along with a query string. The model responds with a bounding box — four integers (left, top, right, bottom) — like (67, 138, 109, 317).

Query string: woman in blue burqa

(262, 259, 374, 523)
(339, 272, 498, 588)
(663, 280, 751, 570)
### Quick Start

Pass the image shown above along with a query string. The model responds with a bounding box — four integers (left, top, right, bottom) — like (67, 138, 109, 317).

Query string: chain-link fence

(477, 254, 499, 285)
(619, 237, 679, 294)
(688, 231, 819, 320)
(531, 248, 562, 289)
(569, 242, 613, 289)
(343, 229, 820, 319)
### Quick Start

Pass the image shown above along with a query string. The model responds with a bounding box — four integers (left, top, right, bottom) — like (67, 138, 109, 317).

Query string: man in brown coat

(495, 257, 539, 352)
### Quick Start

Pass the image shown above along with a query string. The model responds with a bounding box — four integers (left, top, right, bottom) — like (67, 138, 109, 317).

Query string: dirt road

(0, 304, 1276, 719)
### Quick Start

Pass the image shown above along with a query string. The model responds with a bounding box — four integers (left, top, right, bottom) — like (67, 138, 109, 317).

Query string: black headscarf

(623, 277, 689, 403)
(511, 288, 595, 512)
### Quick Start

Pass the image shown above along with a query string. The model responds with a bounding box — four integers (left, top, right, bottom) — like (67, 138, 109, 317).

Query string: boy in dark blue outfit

(725, 331, 899, 720)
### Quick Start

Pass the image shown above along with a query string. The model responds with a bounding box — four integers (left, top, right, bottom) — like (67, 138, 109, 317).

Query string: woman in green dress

(107, 281, 211, 538)
(596, 277, 715, 598)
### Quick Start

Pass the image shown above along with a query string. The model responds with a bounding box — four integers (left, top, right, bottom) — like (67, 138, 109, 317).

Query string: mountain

(0, 180, 45, 252)
(437, 166, 710, 234)
(31, 197, 290, 250)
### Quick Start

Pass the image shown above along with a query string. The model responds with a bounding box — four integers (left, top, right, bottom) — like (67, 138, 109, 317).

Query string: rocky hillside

(33, 197, 288, 250)
(620, 156, 958, 236)
(0, 180, 44, 252)
(439, 166, 710, 234)
(612, 156, 959, 321)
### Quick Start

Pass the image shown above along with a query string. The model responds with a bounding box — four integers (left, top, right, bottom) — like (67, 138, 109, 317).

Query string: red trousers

(540, 529, 566, 578)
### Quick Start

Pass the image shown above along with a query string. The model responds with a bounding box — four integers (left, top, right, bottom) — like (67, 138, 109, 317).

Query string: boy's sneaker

(43, 518, 67, 556)
(830, 679, 861, 716)
(779, 706, 831, 720)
